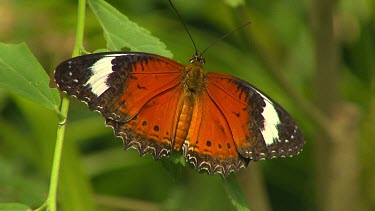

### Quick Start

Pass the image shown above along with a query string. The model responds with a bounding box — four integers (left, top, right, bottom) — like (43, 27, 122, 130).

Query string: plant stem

(72, 0, 87, 57)
(36, 0, 86, 210)
(46, 97, 70, 211)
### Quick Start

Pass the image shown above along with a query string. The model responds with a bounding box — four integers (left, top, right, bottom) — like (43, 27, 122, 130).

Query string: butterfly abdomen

(173, 96, 194, 151)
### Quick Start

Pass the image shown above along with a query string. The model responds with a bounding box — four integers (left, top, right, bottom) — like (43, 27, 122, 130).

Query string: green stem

(46, 97, 70, 211)
(72, 0, 87, 58)
(36, 0, 86, 210)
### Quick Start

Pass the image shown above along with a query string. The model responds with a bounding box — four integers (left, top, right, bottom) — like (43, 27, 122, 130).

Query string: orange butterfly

(55, 51, 304, 177)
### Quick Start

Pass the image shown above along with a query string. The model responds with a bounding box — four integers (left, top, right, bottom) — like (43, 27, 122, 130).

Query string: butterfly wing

(55, 52, 186, 158)
(205, 72, 304, 161)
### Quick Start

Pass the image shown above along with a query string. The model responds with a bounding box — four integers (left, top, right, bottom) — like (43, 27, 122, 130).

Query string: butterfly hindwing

(106, 85, 184, 159)
(206, 72, 304, 160)
(183, 90, 250, 177)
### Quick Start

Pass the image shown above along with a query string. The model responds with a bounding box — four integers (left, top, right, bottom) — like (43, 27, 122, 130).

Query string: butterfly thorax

(182, 61, 206, 95)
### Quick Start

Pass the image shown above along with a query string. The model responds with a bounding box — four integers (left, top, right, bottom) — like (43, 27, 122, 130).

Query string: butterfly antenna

(168, 0, 198, 53)
(201, 21, 252, 56)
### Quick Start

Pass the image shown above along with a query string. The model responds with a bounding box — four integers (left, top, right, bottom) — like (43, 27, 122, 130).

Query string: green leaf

(0, 43, 60, 112)
(0, 203, 31, 211)
(223, 175, 251, 211)
(88, 0, 173, 58)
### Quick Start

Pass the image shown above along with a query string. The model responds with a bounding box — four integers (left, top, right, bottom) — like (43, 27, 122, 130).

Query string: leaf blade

(0, 43, 60, 112)
(88, 0, 173, 58)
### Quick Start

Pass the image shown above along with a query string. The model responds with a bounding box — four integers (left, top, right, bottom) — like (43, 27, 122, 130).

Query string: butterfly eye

(189, 56, 195, 63)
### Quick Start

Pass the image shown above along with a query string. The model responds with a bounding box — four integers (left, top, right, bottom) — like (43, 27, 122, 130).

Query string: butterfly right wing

(205, 72, 304, 161)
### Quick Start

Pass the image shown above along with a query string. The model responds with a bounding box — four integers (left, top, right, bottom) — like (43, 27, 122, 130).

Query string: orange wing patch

(101, 54, 185, 122)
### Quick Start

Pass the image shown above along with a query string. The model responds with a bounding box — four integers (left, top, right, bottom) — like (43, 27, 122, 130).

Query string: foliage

(0, 0, 374, 210)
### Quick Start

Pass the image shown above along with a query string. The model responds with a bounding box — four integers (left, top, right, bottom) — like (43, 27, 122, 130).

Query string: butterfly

(54, 51, 304, 177)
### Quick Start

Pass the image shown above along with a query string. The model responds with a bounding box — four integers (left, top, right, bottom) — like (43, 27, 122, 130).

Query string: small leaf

(223, 175, 251, 211)
(0, 203, 31, 211)
(0, 43, 60, 112)
(88, 0, 173, 58)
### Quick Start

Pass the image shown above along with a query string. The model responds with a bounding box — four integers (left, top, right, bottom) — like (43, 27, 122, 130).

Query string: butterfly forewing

(55, 52, 185, 122)
(206, 72, 304, 160)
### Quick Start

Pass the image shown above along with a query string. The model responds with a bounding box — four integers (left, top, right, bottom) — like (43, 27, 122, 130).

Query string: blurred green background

(0, 0, 374, 210)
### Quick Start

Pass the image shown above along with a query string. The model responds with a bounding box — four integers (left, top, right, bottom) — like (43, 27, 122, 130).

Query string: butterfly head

(189, 51, 205, 66)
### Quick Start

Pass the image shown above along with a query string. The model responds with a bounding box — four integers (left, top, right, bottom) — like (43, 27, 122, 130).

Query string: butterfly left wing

(55, 52, 186, 158)
(205, 72, 304, 161)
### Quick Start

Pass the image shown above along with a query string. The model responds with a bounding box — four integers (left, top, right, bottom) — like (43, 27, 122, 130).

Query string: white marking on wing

(84, 56, 114, 97)
(255, 90, 281, 146)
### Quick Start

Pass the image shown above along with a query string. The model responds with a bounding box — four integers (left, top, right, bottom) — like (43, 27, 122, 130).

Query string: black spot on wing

(206, 140, 211, 147)
(137, 84, 147, 89)
(233, 112, 240, 117)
